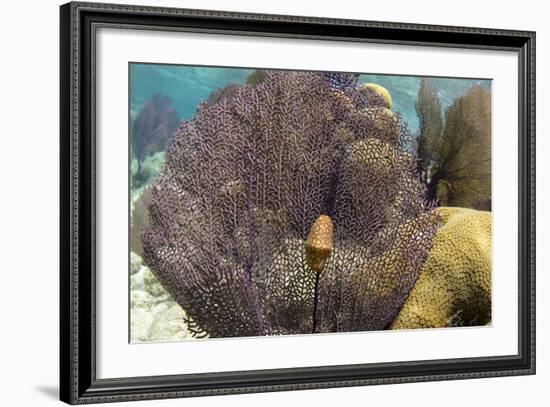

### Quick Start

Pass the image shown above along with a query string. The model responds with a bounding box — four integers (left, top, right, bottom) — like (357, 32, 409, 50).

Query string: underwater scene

(129, 63, 492, 342)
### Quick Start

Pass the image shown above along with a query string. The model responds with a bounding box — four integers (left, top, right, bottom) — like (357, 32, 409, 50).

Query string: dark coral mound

(131, 93, 179, 179)
(142, 71, 438, 338)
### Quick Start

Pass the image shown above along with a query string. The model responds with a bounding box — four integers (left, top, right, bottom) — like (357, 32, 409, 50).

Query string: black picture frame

(60, 1, 536, 404)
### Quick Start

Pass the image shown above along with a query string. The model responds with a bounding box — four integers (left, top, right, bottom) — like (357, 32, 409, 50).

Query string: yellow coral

(305, 215, 334, 273)
(391, 207, 492, 329)
(361, 83, 393, 110)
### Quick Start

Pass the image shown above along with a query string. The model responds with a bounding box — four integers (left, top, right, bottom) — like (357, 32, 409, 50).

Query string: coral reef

(435, 86, 491, 209)
(142, 71, 438, 338)
(391, 207, 491, 329)
(415, 84, 491, 210)
(131, 93, 179, 182)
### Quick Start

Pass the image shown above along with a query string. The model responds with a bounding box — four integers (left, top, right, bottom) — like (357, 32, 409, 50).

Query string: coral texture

(206, 83, 240, 106)
(435, 86, 491, 209)
(142, 71, 438, 338)
(361, 83, 393, 110)
(415, 78, 443, 185)
(415, 84, 491, 210)
(391, 207, 492, 329)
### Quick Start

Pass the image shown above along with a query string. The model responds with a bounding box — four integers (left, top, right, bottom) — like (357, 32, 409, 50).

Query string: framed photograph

(60, 1, 535, 404)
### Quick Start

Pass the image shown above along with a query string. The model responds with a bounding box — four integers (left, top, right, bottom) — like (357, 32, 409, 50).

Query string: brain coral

(391, 206, 492, 329)
(142, 71, 438, 338)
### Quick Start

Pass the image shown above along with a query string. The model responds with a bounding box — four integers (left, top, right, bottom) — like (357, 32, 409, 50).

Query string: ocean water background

(130, 63, 491, 137)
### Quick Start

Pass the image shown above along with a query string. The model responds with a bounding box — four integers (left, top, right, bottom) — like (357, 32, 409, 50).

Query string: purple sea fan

(142, 71, 438, 338)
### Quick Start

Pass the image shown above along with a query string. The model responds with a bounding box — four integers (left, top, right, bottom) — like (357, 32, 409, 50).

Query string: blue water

(130, 63, 491, 138)
(130, 64, 253, 123)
